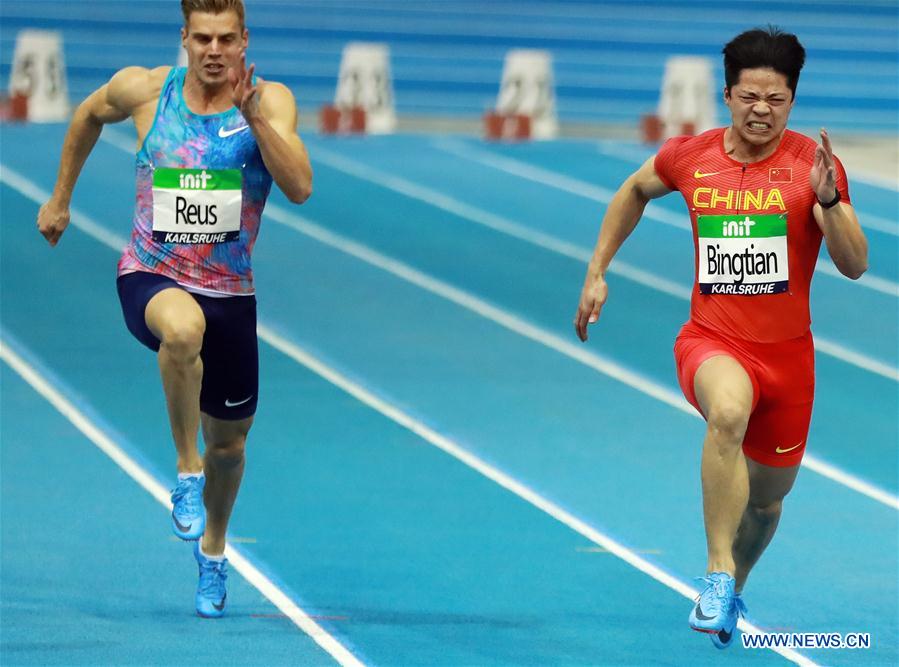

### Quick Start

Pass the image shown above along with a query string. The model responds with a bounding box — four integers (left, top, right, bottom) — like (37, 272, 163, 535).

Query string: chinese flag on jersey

(769, 167, 793, 183)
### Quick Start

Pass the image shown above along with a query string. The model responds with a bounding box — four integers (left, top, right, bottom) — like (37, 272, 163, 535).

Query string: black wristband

(818, 189, 841, 209)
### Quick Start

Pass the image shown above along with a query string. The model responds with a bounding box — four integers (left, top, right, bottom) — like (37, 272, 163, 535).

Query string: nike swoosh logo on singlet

(218, 125, 249, 138)
(775, 442, 804, 454)
(693, 170, 721, 179)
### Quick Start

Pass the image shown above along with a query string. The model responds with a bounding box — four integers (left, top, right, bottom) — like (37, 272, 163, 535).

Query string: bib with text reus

(151, 167, 242, 244)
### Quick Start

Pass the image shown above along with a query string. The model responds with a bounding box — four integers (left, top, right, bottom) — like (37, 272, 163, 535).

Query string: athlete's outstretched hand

(574, 273, 608, 342)
(810, 128, 837, 203)
(37, 198, 70, 247)
(228, 51, 261, 121)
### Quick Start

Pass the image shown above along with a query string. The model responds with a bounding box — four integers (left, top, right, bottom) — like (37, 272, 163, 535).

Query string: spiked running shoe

(689, 572, 737, 633)
(194, 541, 228, 618)
(170, 474, 205, 540)
(711, 593, 747, 649)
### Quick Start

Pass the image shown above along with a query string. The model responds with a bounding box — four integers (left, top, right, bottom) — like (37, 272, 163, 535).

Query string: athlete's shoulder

(110, 66, 171, 88)
(655, 128, 724, 182)
(258, 79, 298, 124)
(107, 66, 171, 111)
(779, 129, 818, 163)
(259, 80, 296, 106)
(679, 127, 725, 158)
(660, 128, 723, 161)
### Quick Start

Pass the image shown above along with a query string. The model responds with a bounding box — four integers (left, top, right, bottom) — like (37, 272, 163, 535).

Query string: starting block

(8, 29, 70, 122)
(0, 92, 29, 122)
(483, 112, 531, 141)
(642, 56, 714, 143)
(490, 49, 558, 140)
(319, 105, 366, 134)
(328, 42, 396, 134)
(640, 114, 697, 143)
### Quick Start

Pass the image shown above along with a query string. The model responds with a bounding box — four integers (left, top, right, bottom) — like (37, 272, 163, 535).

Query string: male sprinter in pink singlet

(37, 0, 312, 617)
(574, 27, 867, 648)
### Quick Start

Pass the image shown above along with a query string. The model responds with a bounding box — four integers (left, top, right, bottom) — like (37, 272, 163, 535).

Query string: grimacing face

(724, 67, 795, 148)
(181, 10, 248, 88)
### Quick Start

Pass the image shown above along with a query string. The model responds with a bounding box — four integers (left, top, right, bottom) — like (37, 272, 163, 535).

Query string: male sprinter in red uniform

(574, 27, 867, 648)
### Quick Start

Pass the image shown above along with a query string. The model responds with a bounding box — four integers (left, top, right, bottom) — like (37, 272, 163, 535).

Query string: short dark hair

(181, 0, 245, 31)
(723, 27, 806, 98)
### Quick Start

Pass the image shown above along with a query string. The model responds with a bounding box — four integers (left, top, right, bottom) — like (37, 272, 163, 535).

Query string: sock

(178, 471, 204, 481)
(200, 545, 226, 561)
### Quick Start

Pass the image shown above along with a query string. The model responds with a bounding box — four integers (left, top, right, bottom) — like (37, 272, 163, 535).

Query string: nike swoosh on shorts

(224, 395, 254, 407)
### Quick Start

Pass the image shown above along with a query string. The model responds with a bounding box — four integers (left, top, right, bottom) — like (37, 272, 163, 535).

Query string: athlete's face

(724, 68, 794, 148)
(181, 10, 248, 88)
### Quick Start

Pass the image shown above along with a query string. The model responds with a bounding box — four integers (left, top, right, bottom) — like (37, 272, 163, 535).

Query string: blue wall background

(2, 0, 897, 133)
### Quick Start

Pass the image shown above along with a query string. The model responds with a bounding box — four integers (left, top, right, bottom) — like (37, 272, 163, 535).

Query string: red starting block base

(640, 114, 698, 143)
(640, 114, 663, 143)
(483, 112, 531, 141)
(0, 93, 29, 122)
(319, 105, 366, 134)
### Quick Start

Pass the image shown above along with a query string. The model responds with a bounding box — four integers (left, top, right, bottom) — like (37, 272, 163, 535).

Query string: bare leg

(733, 459, 800, 592)
(199, 414, 253, 556)
(144, 288, 206, 474)
(694, 355, 755, 576)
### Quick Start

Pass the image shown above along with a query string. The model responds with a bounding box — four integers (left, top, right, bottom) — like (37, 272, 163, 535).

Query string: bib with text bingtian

(697, 214, 789, 295)
(151, 168, 242, 244)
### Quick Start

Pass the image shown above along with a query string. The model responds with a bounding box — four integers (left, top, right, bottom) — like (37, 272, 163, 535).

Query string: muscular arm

(574, 156, 672, 341)
(38, 66, 161, 245)
(814, 203, 867, 279)
(250, 81, 312, 204)
(810, 129, 867, 279)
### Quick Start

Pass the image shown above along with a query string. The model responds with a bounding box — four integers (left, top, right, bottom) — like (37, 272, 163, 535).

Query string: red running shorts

(674, 320, 815, 467)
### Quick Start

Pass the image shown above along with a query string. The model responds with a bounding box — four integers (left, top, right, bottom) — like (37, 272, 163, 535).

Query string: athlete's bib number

(697, 214, 788, 295)
(152, 168, 242, 244)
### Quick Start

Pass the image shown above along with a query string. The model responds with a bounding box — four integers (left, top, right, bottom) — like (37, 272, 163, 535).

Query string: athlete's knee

(747, 498, 783, 524)
(706, 402, 751, 444)
(205, 437, 246, 469)
(159, 319, 205, 361)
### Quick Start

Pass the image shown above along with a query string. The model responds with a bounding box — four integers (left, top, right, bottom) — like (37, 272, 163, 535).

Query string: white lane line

(3, 162, 897, 512)
(814, 260, 899, 297)
(0, 338, 365, 667)
(298, 144, 899, 381)
(810, 337, 899, 383)
(256, 324, 819, 667)
(264, 203, 694, 414)
(2, 165, 131, 250)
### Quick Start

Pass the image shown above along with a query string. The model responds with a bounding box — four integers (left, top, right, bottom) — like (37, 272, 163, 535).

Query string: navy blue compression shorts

(116, 271, 258, 420)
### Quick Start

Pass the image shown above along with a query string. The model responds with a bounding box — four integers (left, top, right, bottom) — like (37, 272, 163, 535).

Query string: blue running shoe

(711, 593, 747, 649)
(170, 474, 205, 541)
(193, 541, 228, 618)
(689, 572, 736, 633)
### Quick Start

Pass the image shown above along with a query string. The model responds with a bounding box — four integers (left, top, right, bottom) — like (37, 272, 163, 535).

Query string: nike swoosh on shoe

(173, 514, 193, 532)
(694, 604, 716, 621)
